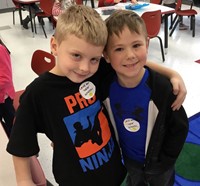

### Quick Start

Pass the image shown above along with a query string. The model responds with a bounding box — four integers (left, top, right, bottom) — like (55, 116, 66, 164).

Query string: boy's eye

(133, 44, 141, 48)
(91, 58, 100, 64)
(72, 53, 81, 59)
(115, 48, 123, 52)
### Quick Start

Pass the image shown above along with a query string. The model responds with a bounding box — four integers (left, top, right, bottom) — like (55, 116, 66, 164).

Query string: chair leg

(169, 14, 178, 30)
(13, 10, 15, 25)
(169, 16, 180, 37)
(33, 17, 37, 34)
(170, 14, 173, 26)
(40, 18, 47, 38)
(192, 16, 195, 37)
(157, 36, 165, 62)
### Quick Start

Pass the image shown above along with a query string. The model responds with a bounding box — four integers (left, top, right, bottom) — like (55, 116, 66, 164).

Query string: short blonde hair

(105, 10, 147, 39)
(54, 5, 108, 47)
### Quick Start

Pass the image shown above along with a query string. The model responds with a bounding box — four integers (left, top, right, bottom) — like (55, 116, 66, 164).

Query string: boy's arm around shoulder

(13, 156, 36, 186)
(148, 68, 188, 166)
(99, 57, 115, 101)
(160, 105, 189, 168)
(146, 61, 187, 111)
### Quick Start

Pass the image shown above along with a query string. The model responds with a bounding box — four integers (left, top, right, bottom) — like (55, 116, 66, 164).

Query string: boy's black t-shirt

(7, 58, 126, 185)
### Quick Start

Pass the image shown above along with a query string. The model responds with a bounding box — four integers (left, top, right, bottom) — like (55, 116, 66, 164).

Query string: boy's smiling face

(104, 26, 149, 87)
(50, 34, 104, 83)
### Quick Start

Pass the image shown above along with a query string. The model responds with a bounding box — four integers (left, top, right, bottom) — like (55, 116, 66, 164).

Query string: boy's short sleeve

(7, 86, 41, 157)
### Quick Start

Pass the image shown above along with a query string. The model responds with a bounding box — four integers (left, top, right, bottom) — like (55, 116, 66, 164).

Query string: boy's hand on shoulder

(170, 76, 187, 111)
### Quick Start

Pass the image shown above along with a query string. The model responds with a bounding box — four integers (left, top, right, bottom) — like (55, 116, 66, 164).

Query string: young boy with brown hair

(103, 9, 188, 186)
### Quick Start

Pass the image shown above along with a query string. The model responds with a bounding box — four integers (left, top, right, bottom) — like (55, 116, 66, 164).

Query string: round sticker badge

(79, 81, 96, 99)
(123, 118, 140, 132)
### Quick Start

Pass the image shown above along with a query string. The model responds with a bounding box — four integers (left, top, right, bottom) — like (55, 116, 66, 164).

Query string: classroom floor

(0, 3, 200, 186)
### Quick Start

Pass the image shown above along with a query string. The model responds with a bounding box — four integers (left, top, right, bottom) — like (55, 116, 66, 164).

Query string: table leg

(164, 14, 169, 54)
(18, 4, 23, 25)
(91, 0, 95, 8)
(28, 6, 35, 38)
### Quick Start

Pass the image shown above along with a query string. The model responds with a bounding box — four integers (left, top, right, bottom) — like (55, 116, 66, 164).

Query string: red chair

(14, 50, 55, 110)
(169, 0, 197, 37)
(141, 10, 165, 62)
(76, 0, 83, 5)
(98, 0, 126, 7)
(34, 0, 54, 38)
(14, 50, 55, 111)
(31, 49, 56, 75)
(12, 0, 26, 25)
(150, 0, 174, 27)
(150, 0, 161, 4)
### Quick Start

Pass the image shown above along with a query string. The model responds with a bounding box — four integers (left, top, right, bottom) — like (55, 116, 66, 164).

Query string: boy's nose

(79, 61, 90, 72)
(127, 48, 136, 59)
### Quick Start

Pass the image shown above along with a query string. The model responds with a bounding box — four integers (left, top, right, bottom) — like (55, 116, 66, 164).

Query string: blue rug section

(174, 112, 200, 186)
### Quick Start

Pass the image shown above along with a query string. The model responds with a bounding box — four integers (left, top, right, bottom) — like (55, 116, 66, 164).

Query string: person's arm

(0, 46, 12, 89)
(103, 0, 120, 6)
(131, 0, 137, 4)
(146, 61, 187, 111)
(13, 156, 36, 186)
(52, 2, 63, 16)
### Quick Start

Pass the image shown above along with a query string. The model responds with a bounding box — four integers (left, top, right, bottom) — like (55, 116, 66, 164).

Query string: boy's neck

(117, 67, 145, 88)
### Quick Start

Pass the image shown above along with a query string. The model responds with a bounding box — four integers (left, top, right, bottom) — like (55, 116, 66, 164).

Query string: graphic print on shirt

(63, 92, 114, 172)
(114, 104, 144, 132)
(115, 103, 143, 121)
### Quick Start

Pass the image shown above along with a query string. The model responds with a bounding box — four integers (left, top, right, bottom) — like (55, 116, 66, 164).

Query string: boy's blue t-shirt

(109, 68, 151, 163)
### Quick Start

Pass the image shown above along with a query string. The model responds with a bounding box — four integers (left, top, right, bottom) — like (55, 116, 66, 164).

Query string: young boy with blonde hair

(103, 10, 188, 186)
(7, 5, 186, 186)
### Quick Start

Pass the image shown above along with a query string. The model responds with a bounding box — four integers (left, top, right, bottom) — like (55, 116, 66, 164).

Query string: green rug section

(175, 142, 200, 181)
(120, 174, 128, 186)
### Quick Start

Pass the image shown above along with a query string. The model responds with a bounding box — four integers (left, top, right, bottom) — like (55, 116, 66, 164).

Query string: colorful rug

(174, 112, 200, 186)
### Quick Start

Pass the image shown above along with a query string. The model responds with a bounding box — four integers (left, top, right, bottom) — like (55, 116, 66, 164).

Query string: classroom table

(54, 2, 174, 53)
(95, 2, 175, 53)
(14, 0, 40, 37)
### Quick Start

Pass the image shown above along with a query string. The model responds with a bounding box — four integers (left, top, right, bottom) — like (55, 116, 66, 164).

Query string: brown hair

(105, 10, 147, 40)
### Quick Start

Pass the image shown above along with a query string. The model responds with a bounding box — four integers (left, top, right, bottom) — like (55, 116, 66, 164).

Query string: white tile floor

(0, 3, 200, 186)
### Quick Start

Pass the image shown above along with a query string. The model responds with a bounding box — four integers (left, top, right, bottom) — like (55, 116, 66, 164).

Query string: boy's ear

(146, 37, 150, 48)
(50, 36, 58, 56)
(146, 37, 150, 54)
(103, 51, 110, 63)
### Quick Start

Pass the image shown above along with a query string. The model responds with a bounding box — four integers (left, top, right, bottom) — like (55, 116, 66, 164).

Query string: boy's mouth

(74, 71, 90, 78)
(123, 62, 138, 68)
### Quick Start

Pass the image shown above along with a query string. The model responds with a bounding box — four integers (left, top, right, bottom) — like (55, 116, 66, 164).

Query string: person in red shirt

(0, 39, 15, 138)
(52, 0, 76, 16)
(98, 0, 137, 7)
